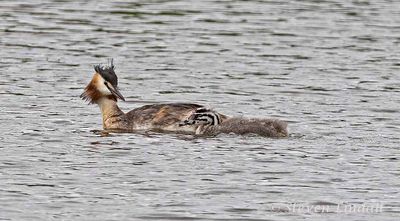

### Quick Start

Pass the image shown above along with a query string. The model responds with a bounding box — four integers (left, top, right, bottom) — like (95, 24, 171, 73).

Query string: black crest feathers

(94, 59, 118, 87)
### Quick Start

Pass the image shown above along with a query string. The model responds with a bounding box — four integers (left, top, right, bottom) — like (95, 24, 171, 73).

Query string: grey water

(0, 0, 399, 220)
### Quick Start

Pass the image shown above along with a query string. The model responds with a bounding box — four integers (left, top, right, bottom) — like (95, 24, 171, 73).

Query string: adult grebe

(80, 61, 288, 137)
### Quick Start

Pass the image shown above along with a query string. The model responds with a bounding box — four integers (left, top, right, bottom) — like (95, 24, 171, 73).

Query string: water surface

(0, 0, 399, 220)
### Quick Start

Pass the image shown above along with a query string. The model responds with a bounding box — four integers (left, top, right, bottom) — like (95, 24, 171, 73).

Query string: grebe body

(81, 61, 288, 137)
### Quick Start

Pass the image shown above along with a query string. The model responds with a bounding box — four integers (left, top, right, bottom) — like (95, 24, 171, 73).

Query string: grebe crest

(80, 59, 125, 104)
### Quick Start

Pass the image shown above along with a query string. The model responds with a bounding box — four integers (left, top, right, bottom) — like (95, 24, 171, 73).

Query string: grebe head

(80, 59, 125, 104)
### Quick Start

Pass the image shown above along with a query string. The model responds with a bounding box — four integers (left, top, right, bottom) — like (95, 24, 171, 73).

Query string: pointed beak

(106, 84, 125, 101)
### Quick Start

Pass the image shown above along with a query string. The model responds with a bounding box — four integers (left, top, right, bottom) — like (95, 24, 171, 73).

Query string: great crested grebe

(80, 61, 288, 137)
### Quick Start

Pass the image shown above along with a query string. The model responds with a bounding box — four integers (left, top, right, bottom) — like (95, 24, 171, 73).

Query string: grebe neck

(97, 97, 125, 129)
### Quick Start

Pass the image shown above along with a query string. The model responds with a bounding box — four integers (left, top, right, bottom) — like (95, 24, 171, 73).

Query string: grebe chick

(80, 61, 288, 137)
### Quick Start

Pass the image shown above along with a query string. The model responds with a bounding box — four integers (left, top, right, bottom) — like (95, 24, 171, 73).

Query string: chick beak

(106, 84, 125, 101)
